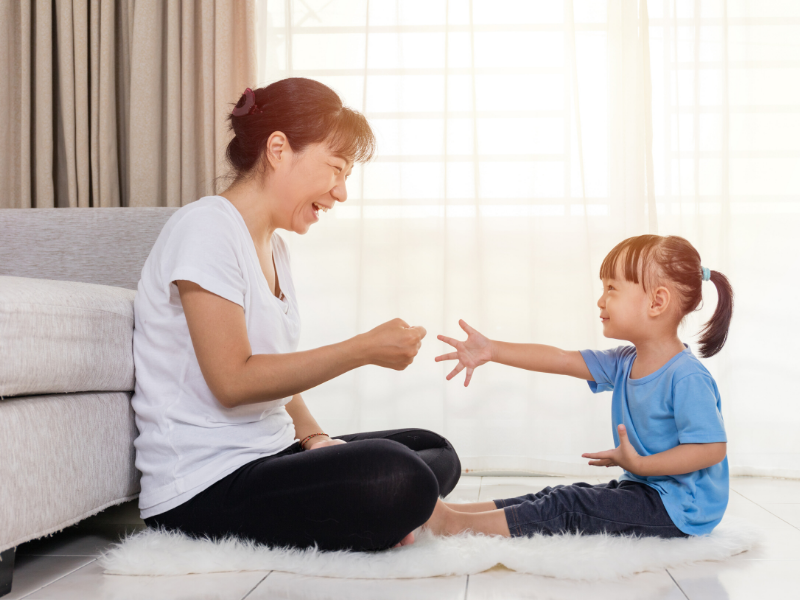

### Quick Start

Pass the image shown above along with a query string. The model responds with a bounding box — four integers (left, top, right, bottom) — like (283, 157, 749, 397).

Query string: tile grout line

(477, 477, 483, 502)
(18, 557, 97, 600)
(241, 571, 272, 600)
(731, 489, 800, 533)
(666, 568, 690, 600)
(464, 573, 470, 600)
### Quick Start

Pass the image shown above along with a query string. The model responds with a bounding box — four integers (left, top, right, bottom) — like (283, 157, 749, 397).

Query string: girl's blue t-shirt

(580, 344, 729, 536)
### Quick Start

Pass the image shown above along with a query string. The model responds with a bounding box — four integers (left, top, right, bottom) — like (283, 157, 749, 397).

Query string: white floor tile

(761, 504, 800, 530)
(446, 476, 483, 502)
(725, 491, 795, 531)
(4, 556, 95, 600)
(467, 567, 685, 600)
(730, 477, 800, 505)
(668, 559, 800, 600)
(24, 561, 269, 600)
(248, 570, 467, 600)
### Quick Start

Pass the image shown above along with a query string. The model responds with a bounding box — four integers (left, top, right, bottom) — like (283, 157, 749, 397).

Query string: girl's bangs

(599, 236, 660, 291)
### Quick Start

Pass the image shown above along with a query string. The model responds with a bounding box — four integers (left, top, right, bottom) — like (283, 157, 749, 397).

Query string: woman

(131, 78, 461, 552)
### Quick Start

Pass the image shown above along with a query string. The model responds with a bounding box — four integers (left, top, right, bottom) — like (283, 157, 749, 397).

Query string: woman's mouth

(312, 202, 329, 219)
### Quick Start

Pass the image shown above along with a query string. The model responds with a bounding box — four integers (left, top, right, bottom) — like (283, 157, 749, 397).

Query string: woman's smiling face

(271, 140, 353, 235)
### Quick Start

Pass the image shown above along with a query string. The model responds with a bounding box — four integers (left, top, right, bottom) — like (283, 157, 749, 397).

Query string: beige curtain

(0, 0, 256, 209)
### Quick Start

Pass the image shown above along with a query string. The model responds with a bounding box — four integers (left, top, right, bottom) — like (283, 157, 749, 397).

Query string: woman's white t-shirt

(132, 196, 300, 518)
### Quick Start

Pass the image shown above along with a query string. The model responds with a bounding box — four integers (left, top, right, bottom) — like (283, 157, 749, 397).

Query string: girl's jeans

(496, 479, 688, 538)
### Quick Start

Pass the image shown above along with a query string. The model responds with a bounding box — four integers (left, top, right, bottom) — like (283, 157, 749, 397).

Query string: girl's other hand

(581, 424, 642, 472)
(435, 319, 493, 386)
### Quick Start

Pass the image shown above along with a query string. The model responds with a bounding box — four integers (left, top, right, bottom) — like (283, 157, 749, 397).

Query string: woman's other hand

(435, 319, 493, 386)
(358, 318, 426, 371)
(306, 437, 347, 451)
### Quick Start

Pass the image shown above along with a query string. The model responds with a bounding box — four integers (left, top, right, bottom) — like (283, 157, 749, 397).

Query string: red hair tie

(232, 87, 262, 117)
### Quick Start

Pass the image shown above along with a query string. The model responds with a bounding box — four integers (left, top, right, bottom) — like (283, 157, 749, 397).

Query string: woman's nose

(331, 182, 348, 203)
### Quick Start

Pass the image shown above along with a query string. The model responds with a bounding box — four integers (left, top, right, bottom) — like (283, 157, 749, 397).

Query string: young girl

(427, 234, 733, 539)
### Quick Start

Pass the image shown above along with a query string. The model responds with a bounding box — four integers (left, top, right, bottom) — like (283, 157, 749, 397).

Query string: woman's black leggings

(144, 428, 461, 552)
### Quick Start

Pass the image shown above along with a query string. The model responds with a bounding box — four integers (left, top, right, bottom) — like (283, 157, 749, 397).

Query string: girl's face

(596, 273, 652, 342)
(271, 141, 353, 235)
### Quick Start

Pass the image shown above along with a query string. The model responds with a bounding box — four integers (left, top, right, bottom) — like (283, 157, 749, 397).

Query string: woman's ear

(265, 131, 289, 171)
(649, 286, 672, 317)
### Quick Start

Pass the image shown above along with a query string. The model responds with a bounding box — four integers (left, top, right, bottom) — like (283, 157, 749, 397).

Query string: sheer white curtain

(255, 0, 800, 478)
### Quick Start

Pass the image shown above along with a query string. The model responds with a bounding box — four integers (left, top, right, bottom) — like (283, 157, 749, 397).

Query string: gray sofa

(0, 207, 178, 596)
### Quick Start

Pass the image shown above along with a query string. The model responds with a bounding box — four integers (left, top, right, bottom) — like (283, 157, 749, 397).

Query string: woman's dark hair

(599, 235, 734, 358)
(225, 78, 376, 180)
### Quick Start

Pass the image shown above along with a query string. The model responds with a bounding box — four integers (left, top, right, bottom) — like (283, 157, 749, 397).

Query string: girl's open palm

(435, 319, 492, 386)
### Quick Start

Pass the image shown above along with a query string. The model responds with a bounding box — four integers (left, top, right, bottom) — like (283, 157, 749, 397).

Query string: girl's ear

(649, 286, 672, 317)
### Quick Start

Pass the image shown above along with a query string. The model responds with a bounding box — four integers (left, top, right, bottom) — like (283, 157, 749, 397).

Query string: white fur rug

(100, 517, 758, 581)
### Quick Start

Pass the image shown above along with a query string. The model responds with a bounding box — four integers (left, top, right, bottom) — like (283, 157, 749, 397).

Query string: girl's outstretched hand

(435, 319, 493, 386)
(581, 424, 643, 473)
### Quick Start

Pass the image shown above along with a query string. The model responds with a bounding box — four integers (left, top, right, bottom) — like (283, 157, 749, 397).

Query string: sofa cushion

(0, 392, 140, 552)
(0, 276, 136, 397)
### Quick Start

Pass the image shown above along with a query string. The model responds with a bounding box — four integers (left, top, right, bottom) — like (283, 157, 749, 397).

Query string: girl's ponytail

(697, 270, 734, 358)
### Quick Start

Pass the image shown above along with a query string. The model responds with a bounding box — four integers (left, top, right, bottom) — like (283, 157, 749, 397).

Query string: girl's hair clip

(232, 88, 262, 117)
(701, 266, 711, 281)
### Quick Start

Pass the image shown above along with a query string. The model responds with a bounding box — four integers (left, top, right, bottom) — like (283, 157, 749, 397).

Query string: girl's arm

(178, 281, 426, 408)
(583, 424, 728, 476)
(436, 319, 592, 386)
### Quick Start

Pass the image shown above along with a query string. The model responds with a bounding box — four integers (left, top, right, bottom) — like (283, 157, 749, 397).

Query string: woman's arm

(435, 319, 591, 385)
(284, 393, 343, 449)
(582, 424, 727, 476)
(177, 281, 426, 408)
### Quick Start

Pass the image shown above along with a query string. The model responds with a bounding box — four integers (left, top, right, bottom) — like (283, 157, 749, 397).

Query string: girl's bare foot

(393, 531, 415, 547)
(425, 498, 512, 538)
(445, 500, 498, 513)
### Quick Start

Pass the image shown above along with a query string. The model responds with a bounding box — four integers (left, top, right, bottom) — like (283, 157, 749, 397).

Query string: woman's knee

(362, 439, 439, 517)
(402, 429, 462, 498)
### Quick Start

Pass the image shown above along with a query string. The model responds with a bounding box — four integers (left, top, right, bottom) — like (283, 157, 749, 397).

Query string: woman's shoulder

(165, 196, 241, 240)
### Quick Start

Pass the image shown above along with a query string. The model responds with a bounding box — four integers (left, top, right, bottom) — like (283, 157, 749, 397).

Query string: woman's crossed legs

(145, 428, 461, 551)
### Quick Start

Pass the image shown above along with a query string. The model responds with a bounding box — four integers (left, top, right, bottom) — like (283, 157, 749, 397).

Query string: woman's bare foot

(393, 531, 415, 548)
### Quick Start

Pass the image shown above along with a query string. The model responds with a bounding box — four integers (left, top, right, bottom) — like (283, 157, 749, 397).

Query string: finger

(435, 352, 459, 362)
(437, 335, 459, 348)
(446, 362, 465, 381)
(458, 319, 475, 335)
(394, 318, 410, 328)
(581, 451, 613, 459)
(617, 424, 628, 439)
(414, 326, 427, 340)
(464, 367, 474, 387)
(588, 459, 612, 467)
